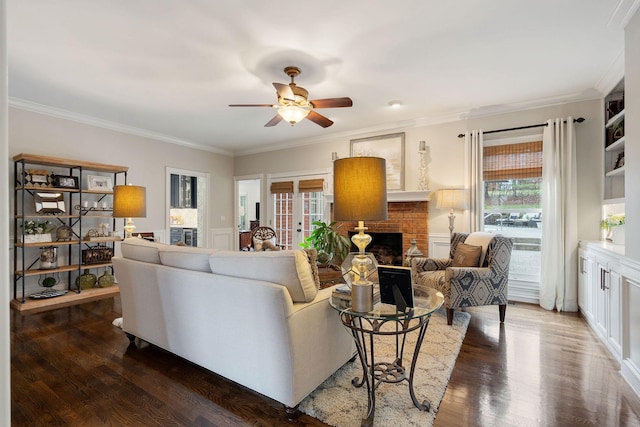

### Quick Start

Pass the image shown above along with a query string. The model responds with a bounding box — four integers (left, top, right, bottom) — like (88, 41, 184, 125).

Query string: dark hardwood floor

(10, 297, 640, 426)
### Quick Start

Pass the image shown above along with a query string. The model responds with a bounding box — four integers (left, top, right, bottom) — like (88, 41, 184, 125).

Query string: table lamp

(333, 157, 388, 312)
(113, 184, 147, 238)
(436, 188, 468, 237)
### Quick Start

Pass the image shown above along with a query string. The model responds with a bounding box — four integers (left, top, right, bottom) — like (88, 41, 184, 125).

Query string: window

(482, 139, 542, 300)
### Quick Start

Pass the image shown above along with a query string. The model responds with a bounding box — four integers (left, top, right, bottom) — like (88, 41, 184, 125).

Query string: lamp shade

(278, 106, 310, 125)
(112, 185, 147, 218)
(436, 188, 468, 211)
(333, 157, 388, 221)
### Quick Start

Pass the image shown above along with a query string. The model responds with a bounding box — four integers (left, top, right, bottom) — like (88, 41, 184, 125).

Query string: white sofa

(112, 237, 355, 415)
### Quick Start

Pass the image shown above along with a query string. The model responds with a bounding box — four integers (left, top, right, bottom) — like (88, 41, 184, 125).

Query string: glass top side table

(330, 286, 444, 427)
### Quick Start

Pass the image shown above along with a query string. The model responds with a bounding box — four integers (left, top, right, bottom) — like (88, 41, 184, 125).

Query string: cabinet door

(594, 260, 609, 338)
(578, 251, 595, 321)
(607, 265, 622, 360)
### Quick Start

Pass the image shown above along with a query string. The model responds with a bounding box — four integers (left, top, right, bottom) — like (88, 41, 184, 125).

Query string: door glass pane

(302, 191, 324, 240)
(273, 192, 293, 250)
(483, 178, 541, 283)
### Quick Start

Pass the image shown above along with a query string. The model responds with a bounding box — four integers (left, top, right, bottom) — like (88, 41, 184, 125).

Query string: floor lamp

(113, 184, 147, 238)
(436, 188, 468, 237)
(333, 156, 388, 312)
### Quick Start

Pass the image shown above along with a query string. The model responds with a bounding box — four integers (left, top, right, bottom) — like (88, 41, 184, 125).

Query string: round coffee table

(329, 286, 444, 427)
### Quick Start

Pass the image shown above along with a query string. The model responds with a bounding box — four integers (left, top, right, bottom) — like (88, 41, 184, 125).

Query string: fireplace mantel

(325, 190, 432, 203)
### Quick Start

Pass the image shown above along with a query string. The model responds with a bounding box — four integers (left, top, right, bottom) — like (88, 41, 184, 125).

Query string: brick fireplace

(335, 198, 429, 263)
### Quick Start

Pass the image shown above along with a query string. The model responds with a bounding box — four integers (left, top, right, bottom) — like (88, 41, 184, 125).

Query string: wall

(626, 10, 640, 262)
(8, 107, 235, 243)
(1, 0, 10, 423)
(235, 99, 603, 241)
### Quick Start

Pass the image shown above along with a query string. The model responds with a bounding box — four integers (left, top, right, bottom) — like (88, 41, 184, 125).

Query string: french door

(270, 174, 327, 250)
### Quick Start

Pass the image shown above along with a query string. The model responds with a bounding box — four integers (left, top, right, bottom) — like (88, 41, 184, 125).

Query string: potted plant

(300, 220, 351, 268)
(21, 219, 55, 243)
(600, 213, 625, 245)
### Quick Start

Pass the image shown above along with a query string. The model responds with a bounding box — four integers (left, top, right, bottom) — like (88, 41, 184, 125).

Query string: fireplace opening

(349, 231, 403, 266)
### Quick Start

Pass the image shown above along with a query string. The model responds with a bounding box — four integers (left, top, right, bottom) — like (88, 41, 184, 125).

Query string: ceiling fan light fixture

(278, 105, 310, 125)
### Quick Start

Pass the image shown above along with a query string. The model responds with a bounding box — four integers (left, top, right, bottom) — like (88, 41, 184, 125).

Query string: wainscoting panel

(429, 233, 451, 259)
(211, 228, 234, 250)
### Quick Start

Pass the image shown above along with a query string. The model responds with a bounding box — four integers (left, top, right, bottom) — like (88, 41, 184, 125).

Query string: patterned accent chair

(250, 226, 282, 251)
(411, 232, 513, 325)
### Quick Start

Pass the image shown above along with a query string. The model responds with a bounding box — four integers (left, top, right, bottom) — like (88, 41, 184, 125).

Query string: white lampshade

(436, 188, 469, 211)
(278, 106, 310, 125)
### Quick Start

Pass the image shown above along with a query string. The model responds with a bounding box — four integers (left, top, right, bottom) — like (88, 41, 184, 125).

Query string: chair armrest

(412, 257, 452, 273)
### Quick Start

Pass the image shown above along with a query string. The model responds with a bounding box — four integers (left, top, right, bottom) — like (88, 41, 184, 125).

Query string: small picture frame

(24, 169, 52, 188)
(34, 192, 65, 214)
(52, 175, 79, 189)
(87, 175, 113, 191)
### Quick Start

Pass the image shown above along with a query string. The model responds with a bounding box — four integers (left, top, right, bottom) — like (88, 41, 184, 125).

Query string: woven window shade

(270, 181, 294, 194)
(483, 141, 542, 181)
(298, 178, 324, 193)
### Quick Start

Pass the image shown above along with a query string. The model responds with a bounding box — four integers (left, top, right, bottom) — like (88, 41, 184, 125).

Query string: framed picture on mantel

(350, 132, 405, 191)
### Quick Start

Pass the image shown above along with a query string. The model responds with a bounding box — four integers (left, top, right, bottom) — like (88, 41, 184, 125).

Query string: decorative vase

(612, 225, 625, 246)
(98, 270, 115, 287)
(76, 271, 97, 290)
(39, 247, 58, 269)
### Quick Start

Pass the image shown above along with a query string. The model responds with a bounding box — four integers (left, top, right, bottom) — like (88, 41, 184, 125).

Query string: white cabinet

(578, 242, 623, 361)
(578, 249, 595, 323)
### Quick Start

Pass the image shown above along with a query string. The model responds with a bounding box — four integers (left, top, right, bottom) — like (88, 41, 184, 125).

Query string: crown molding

(595, 49, 625, 95)
(8, 97, 233, 157)
(609, 0, 640, 29)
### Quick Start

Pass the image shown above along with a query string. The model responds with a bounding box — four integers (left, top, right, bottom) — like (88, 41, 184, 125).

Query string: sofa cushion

(120, 237, 166, 264)
(158, 246, 219, 272)
(208, 250, 319, 302)
(452, 243, 482, 267)
(463, 232, 494, 267)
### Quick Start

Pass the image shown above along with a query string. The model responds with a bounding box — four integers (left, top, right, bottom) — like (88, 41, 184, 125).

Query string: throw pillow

(452, 243, 482, 267)
(303, 248, 321, 289)
(463, 232, 494, 267)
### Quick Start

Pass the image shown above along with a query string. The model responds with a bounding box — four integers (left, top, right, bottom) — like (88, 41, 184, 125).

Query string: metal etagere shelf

(13, 153, 128, 310)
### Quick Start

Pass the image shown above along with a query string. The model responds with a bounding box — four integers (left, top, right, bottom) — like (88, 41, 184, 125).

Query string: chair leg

(499, 304, 506, 323)
(446, 308, 454, 325)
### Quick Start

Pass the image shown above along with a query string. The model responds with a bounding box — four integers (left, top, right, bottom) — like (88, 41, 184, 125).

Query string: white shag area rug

(112, 317, 123, 328)
(299, 308, 471, 427)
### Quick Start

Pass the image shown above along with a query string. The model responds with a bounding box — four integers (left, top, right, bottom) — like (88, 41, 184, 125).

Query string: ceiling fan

(229, 66, 353, 128)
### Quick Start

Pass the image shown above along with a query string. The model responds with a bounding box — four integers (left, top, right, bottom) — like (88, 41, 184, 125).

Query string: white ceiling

(7, 1, 634, 156)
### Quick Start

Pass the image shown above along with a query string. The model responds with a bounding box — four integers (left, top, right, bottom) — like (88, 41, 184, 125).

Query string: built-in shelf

(606, 166, 625, 177)
(605, 109, 625, 128)
(605, 136, 625, 152)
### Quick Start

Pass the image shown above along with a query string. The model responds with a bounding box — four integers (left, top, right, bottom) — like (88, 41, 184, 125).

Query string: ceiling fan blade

(310, 97, 353, 109)
(229, 104, 275, 107)
(273, 83, 295, 101)
(264, 114, 283, 127)
(306, 110, 333, 128)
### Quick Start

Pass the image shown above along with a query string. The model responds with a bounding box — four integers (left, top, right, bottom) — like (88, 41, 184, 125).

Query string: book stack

(331, 284, 352, 302)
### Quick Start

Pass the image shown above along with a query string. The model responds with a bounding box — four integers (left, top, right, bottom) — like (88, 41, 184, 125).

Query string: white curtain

(540, 117, 578, 312)
(465, 130, 484, 232)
